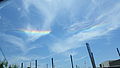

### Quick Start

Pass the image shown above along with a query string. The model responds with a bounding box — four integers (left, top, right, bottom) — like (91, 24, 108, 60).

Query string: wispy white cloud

(51, 3, 120, 53)
(22, 0, 60, 29)
(21, 0, 62, 41)
(21, 0, 94, 42)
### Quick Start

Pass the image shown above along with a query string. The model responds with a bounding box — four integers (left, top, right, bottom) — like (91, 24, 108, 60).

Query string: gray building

(100, 59, 120, 68)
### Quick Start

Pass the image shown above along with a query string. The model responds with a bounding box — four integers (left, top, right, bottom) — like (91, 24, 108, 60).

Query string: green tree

(0, 60, 8, 68)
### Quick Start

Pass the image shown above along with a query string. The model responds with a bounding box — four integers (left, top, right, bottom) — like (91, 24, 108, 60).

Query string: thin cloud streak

(0, 33, 26, 52)
(0, 33, 38, 54)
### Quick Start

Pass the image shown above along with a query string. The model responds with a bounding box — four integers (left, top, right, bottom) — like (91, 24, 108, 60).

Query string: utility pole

(116, 48, 120, 57)
(70, 55, 74, 68)
(86, 43, 96, 68)
(35, 60, 37, 68)
(21, 63, 23, 68)
(51, 58, 54, 68)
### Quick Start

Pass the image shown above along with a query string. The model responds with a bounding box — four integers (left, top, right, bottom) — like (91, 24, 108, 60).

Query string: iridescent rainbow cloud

(19, 29, 51, 35)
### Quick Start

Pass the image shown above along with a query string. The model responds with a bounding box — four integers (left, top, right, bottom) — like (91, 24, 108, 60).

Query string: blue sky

(0, 0, 120, 68)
